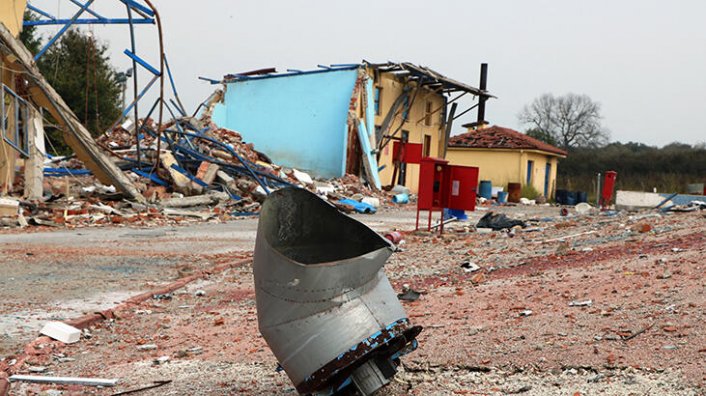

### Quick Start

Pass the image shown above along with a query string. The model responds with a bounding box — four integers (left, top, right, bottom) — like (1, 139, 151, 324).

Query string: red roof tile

(448, 125, 568, 156)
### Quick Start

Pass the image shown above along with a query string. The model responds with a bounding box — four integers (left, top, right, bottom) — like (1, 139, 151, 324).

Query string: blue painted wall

(211, 69, 359, 178)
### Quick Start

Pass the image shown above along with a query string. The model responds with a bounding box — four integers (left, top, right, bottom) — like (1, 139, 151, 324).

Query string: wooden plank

(0, 22, 144, 202)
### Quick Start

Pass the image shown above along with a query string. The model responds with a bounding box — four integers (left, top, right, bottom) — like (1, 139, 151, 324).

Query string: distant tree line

(519, 93, 704, 197)
(557, 142, 706, 196)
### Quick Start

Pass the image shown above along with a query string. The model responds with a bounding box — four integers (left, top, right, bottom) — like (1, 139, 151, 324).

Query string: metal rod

(9, 375, 117, 387)
(452, 102, 479, 121)
(142, 0, 166, 173)
(126, 4, 141, 168)
(164, 55, 187, 115)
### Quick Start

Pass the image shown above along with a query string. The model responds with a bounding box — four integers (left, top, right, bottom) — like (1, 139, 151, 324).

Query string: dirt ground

(1, 204, 704, 395)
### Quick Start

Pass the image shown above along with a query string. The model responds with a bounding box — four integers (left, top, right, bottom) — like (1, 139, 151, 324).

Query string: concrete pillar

(24, 107, 45, 200)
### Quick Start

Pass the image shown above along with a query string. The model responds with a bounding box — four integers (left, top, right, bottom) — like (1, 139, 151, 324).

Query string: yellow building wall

(372, 71, 446, 193)
(0, 0, 27, 37)
(447, 147, 562, 198)
(520, 151, 560, 198)
(447, 148, 522, 188)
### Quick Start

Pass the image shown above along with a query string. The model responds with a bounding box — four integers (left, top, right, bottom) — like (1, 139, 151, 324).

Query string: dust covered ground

(1, 205, 704, 395)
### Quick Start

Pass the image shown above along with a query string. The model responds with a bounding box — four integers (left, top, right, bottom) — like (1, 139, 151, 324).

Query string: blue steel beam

(163, 55, 186, 115)
(25, 18, 153, 26)
(33, 0, 96, 61)
(123, 49, 161, 76)
(26, 4, 56, 20)
(117, 74, 159, 122)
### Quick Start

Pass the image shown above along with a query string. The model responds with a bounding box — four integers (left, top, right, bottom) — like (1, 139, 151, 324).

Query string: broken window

(1, 84, 29, 158)
(423, 134, 431, 157)
(424, 101, 432, 126)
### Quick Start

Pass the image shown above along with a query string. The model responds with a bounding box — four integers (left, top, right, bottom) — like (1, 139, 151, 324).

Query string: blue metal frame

(1, 85, 30, 158)
(33, 0, 97, 61)
(25, 0, 154, 28)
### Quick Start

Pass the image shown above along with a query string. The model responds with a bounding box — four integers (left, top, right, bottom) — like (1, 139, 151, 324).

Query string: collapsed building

(204, 62, 494, 194)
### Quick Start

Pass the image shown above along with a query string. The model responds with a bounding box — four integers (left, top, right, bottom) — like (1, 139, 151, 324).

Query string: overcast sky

(30, 0, 706, 146)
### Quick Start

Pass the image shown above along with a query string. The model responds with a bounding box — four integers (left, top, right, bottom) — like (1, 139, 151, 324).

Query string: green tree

(20, 11, 42, 54)
(37, 29, 122, 136)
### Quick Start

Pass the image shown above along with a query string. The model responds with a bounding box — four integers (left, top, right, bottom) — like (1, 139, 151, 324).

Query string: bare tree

(519, 93, 609, 150)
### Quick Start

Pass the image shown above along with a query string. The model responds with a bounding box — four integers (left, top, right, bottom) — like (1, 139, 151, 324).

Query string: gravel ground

(1, 204, 704, 395)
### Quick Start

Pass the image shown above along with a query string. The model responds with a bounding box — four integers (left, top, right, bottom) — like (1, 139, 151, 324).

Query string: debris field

(1, 204, 704, 395)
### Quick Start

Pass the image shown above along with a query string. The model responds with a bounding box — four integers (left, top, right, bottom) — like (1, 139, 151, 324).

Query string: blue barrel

(446, 208, 468, 220)
(565, 191, 577, 205)
(555, 189, 567, 205)
(479, 180, 492, 199)
(497, 191, 509, 203)
(576, 191, 588, 203)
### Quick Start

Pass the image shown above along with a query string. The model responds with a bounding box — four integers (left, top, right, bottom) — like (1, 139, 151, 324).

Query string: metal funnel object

(254, 188, 422, 395)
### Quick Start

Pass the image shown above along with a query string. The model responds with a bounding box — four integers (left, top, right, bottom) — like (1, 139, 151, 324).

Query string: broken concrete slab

(0, 197, 19, 217)
(40, 321, 80, 344)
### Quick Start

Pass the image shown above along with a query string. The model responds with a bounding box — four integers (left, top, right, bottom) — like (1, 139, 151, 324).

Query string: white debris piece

(40, 321, 81, 344)
(292, 169, 314, 185)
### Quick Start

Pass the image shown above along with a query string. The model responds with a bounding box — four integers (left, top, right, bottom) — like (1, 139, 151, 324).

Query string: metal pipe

(141, 0, 165, 173)
(254, 188, 421, 395)
(126, 4, 141, 168)
(477, 63, 488, 124)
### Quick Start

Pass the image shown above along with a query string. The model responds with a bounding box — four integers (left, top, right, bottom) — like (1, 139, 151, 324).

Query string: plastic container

(576, 191, 588, 204)
(479, 180, 492, 199)
(565, 191, 577, 206)
(555, 189, 567, 205)
(497, 191, 509, 204)
(392, 193, 409, 204)
(508, 183, 521, 203)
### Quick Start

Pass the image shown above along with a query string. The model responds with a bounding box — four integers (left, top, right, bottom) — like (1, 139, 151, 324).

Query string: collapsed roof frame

(24, 0, 187, 172)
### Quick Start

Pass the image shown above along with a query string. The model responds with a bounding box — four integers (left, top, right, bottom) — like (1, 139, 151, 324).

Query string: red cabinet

(444, 165, 479, 212)
(416, 157, 479, 232)
(418, 157, 448, 210)
(601, 170, 618, 209)
(392, 141, 423, 164)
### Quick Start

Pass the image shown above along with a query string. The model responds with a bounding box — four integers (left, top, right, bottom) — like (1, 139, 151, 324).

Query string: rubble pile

(1, 117, 393, 230)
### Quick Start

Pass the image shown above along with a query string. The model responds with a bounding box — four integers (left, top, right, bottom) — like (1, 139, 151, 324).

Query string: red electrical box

(601, 170, 617, 209)
(444, 165, 479, 212)
(392, 141, 423, 164)
(417, 158, 480, 232)
(417, 157, 448, 232)
(418, 157, 448, 210)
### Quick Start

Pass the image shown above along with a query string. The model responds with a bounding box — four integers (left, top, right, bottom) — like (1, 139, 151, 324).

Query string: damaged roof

(448, 125, 568, 156)
(365, 61, 494, 98)
(216, 61, 493, 98)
